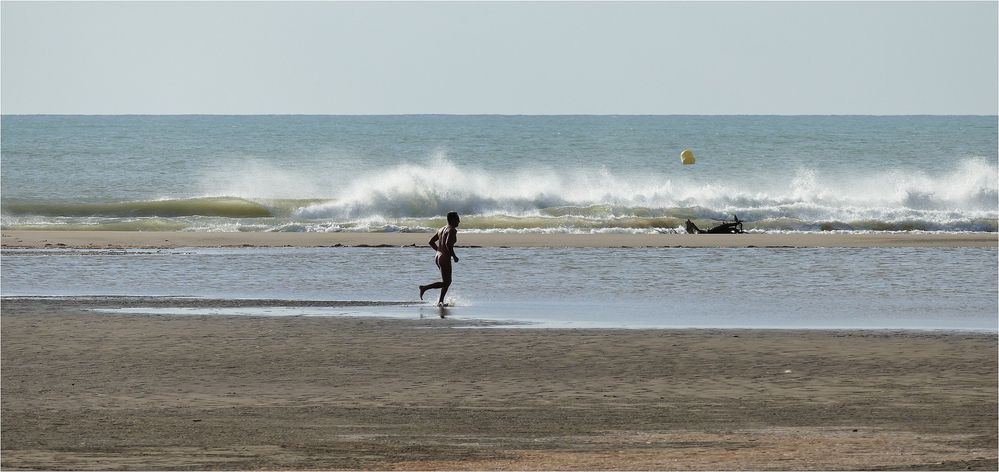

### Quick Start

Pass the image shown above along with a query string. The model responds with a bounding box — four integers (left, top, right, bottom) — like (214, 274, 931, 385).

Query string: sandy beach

(2, 230, 997, 249)
(1, 297, 996, 470)
(3, 230, 997, 469)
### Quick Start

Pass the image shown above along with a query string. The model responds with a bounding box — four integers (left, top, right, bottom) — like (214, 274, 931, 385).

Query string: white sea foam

(284, 156, 997, 227)
(5, 156, 995, 233)
(8, 155, 994, 232)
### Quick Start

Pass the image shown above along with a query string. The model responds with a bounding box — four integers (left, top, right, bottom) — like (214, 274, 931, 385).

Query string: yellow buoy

(680, 149, 696, 165)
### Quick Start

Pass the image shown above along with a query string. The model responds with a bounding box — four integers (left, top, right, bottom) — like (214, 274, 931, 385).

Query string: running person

(419, 211, 459, 306)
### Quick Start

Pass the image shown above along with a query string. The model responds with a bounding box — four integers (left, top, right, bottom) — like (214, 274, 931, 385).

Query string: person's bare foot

(419, 285, 428, 300)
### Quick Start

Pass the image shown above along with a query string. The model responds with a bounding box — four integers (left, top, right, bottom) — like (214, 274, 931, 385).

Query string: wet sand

(2, 229, 997, 249)
(2, 297, 996, 470)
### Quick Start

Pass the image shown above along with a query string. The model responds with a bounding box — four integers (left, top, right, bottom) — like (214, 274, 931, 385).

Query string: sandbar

(2, 230, 996, 249)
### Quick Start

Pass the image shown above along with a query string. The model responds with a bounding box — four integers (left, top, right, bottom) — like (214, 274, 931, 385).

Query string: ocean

(3, 115, 997, 330)
(2, 115, 997, 233)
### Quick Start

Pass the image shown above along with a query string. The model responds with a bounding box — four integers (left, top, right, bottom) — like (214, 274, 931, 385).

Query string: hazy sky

(2, 1, 997, 115)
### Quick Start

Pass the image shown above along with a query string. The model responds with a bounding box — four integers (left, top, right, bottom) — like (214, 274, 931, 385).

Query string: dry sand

(1, 229, 997, 249)
(2, 297, 996, 470)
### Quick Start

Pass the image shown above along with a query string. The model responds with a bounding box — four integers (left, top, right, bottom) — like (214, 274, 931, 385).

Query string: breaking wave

(3, 158, 996, 233)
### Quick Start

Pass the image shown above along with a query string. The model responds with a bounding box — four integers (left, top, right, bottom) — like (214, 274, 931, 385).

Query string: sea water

(2, 247, 996, 331)
(3, 116, 996, 329)
(2, 115, 997, 233)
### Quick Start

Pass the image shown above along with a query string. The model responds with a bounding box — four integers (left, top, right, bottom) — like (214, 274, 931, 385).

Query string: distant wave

(3, 158, 996, 233)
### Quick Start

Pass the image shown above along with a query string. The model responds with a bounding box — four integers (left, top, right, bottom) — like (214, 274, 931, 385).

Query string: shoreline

(2, 230, 997, 249)
(2, 298, 996, 470)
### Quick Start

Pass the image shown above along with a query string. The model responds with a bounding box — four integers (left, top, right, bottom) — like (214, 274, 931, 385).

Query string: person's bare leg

(421, 253, 447, 300)
(437, 282, 450, 306)
(420, 282, 444, 300)
(437, 264, 452, 306)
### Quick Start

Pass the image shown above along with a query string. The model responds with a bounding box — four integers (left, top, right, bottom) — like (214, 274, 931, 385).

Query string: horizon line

(3, 113, 997, 118)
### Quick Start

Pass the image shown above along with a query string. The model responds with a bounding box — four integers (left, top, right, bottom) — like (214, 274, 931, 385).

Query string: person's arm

(429, 232, 440, 252)
(448, 228, 458, 262)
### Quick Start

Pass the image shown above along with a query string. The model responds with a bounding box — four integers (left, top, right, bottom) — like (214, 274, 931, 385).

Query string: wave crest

(295, 157, 998, 223)
(4, 158, 996, 233)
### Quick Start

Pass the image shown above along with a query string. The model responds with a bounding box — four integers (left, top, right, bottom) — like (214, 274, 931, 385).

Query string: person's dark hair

(446, 211, 460, 226)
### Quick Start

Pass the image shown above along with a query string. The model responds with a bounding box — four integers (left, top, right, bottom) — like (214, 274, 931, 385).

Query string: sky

(1, 1, 997, 115)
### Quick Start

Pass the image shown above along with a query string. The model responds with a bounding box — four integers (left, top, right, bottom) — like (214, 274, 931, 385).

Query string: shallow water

(3, 246, 996, 330)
